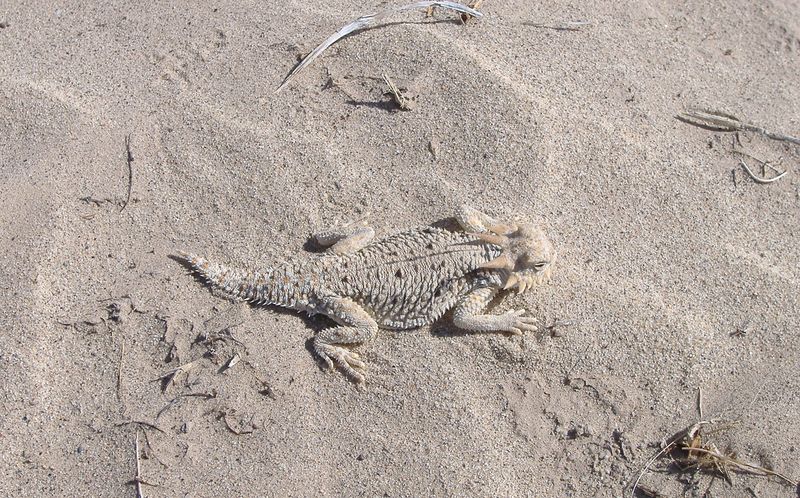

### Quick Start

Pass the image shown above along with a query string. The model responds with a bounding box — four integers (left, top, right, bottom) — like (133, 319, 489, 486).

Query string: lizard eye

(532, 261, 548, 271)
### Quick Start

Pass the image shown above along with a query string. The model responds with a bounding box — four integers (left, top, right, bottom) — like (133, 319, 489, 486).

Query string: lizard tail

(175, 250, 285, 306)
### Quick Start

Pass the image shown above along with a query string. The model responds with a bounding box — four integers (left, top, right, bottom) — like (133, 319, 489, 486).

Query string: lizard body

(177, 206, 555, 383)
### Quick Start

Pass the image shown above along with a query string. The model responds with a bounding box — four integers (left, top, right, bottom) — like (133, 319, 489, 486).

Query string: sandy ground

(1, 0, 799, 496)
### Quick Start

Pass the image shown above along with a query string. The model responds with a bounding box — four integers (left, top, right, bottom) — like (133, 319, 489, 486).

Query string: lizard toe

(314, 344, 336, 371)
(329, 346, 367, 383)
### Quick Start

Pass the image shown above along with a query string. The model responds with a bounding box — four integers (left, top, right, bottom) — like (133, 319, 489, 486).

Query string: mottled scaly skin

(180, 228, 499, 324)
(177, 206, 555, 383)
(325, 227, 504, 329)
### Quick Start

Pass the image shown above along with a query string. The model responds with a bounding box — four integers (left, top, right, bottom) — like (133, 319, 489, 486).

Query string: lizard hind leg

(313, 214, 374, 254)
(456, 205, 518, 235)
(313, 297, 379, 383)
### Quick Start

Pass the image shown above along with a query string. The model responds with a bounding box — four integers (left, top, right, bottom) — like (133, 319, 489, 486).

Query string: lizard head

(472, 222, 556, 294)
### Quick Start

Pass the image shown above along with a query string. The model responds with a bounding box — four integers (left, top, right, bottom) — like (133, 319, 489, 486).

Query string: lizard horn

(503, 273, 519, 290)
(479, 253, 514, 270)
(470, 232, 509, 246)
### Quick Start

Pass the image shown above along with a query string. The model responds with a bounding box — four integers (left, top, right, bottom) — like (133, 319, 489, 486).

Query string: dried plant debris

(121, 134, 133, 212)
(631, 419, 798, 496)
(276, 1, 483, 92)
(733, 154, 788, 184)
(677, 108, 800, 146)
(129, 431, 152, 498)
(156, 390, 217, 421)
(116, 419, 166, 435)
(460, 0, 483, 23)
(523, 20, 591, 31)
(383, 74, 413, 111)
(219, 352, 241, 373)
(220, 409, 256, 435)
(154, 360, 199, 392)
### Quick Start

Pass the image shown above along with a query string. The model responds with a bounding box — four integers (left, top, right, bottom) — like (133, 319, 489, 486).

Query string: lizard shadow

(430, 218, 462, 231)
(302, 237, 331, 253)
(430, 322, 473, 338)
(431, 321, 519, 339)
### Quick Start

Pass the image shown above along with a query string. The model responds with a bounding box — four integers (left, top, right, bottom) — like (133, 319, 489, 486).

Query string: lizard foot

(315, 344, 366, 383)
(498, 310, 539, 335)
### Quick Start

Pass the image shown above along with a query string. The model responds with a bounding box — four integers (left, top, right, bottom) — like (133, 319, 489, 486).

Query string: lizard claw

(316, 344, 366, 383)
(501, 309, 538, 335)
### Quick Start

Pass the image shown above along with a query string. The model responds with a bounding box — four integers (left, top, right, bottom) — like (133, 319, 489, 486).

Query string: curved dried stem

(677, 108, 800, 146)
(276, 1, 483, 92)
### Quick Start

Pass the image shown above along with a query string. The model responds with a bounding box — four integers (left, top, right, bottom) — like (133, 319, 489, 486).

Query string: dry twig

(156, 390, 217, 421)
(697, 387, 704, 419)
(116, 419, 167, 434)
(133, 431, 144, 498)
(276, 1, 483, 92)
(677, 108, 800, 146)
(128, 430, 160, 496)
(117, 338, 126, 400)
(730, 148, 789, 184)
(121, 134, 133, 212)
(523, 20, 591, 31)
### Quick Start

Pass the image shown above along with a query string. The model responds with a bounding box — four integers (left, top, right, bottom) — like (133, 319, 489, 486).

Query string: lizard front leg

(314, 215, 374, 254)
(456, 205, 517, 235)
(452, 287, 538, 335)
(314, 296, 378, 383)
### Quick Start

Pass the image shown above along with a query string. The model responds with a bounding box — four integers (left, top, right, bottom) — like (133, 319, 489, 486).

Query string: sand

(1, 1, 799, 496)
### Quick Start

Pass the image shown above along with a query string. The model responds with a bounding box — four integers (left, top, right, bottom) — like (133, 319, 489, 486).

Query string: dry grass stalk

(276, 1, 483, 92)
(678, 108, 800, 146)
(116, 419, 166, 434)
(121, 134, 133, 212)
(523, 20, 591, 31)
(134, 431, 144, 498)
